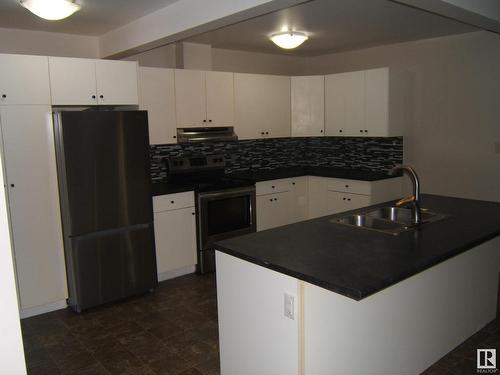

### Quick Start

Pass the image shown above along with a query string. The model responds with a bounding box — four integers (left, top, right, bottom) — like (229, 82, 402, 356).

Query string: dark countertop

(215, 194, 500, 301)
(152, 166, 396, 196)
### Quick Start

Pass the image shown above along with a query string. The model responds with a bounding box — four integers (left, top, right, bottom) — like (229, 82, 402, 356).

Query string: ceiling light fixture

(270, 31, 309, 49)
(19, 0, 80, 21)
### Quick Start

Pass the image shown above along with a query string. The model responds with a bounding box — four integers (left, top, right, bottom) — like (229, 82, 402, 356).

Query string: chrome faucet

(390, 165, 422, 225)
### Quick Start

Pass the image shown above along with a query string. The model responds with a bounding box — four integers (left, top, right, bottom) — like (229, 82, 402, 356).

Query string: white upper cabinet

(206, 71, 234, 126)
(49, 57, 97, 105)
(291, 76, 324, 137)
(138, 67, 177, 144)
(0, 54, 51, 105)
(325, 67, 405, 137)
(325, 70, 364, 137)
(364, 67, 405, 137)
(95, 60, 139, 105)
(49, 57, 138, 105)
(234, 73, 291, 139)
(175, 69, 206, 127)
(175, 69, 234, 127)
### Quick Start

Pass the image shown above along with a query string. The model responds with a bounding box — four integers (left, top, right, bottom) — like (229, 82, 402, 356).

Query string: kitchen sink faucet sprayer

(389, 165, 422, 225)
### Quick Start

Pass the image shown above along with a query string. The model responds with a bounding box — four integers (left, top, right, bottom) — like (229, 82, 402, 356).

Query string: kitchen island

(215, 194, 500, 375)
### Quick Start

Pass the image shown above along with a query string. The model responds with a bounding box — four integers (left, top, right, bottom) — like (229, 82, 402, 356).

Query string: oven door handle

(198, 186, 256, 200)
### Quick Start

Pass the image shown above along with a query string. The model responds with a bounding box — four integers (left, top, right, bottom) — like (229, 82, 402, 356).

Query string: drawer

(256, 178, 292, 196)
(153, 191, 195, 212)
(327, 178, 371, 195)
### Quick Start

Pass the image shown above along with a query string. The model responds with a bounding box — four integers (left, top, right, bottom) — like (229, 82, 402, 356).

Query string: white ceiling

(0, 0, 180, 36)
(184, 0, 478, 56)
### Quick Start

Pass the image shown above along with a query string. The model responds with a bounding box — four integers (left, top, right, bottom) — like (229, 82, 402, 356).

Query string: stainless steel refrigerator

(53, 110, 157, 312)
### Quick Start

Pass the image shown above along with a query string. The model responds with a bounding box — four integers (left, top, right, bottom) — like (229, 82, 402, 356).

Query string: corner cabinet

(291, 76, 324, 137)
(138, 67, 177, 144)
(48, 57, 139, 105)
(234, 73, 291, 139)
(0, 54, 51, 105)
(153, 192, 197, 281)
(325, 67, 406, 137)
(174, 69, 234, 127)
(0, 106, 67, 315)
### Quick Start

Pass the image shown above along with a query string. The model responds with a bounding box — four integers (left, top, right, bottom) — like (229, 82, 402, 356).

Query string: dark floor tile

(166, 330, 218, 367)
(63, 362, 111, 375)
(147, 321, 184, 341)
(24, 347, 56, 369)
(148, 350, 191, 375)
(93, 343, 145, 375)
(27, 364, 61, 375)
(178, 368, 203, 375)
(194, 357, 220, 375)
(118, 331, 168, 364)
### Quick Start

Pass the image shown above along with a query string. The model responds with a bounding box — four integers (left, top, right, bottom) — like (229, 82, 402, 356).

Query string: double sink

(333, 206, 447, 235)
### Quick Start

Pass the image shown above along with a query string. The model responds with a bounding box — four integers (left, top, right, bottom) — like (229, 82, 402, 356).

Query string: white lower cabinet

(327, 191, 371, 214)
(0, 106, 67, 315)
(290, 177, 308, 223)
(307, 176, 329, 219)
(256, 191, 293, 231)
(258, 176, 403, 226)
(153, 192, 197, 280)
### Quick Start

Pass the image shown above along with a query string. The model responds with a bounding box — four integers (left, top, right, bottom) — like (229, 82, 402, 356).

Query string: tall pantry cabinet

(0, 54, 67, 317)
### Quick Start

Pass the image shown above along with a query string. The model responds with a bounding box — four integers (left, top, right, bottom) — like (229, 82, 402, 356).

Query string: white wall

(306, 31, 500, 202)
(0, 151, 27, 374)
(182, 42, 213, 70)
(122, 44, 177, 68)
(212, 48, 308, 76)
(0, 27, 99, 58)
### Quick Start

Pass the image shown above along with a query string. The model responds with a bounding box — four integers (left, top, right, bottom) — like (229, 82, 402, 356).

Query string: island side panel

(304, 236, 500, 375)
(216, 251, 301, 375)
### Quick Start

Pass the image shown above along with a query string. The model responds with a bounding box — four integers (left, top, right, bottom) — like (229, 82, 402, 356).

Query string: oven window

(207, 196, 251, 236)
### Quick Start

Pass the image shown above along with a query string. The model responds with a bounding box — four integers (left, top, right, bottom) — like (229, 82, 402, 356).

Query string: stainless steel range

(166, 155, 256, 273)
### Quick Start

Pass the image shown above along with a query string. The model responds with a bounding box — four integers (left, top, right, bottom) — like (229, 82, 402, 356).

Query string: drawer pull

(269, 198, 273, 202)
(345, 185, 349, 188)
(271, 186, 275, 189)
(170, 201, 174, 204)
(274, 198, 277, 201)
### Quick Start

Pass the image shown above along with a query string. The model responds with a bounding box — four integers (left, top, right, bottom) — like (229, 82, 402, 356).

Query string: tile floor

(22, 272, 500, 375)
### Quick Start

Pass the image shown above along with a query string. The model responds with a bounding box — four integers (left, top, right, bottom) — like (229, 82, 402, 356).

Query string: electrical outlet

(495, 142, 500, 154)
(284, 293, 295, 320)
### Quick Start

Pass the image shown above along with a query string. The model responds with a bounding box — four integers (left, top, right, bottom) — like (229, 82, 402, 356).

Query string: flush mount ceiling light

(270, 31, 308, 49)
(19, 0, 80, 21)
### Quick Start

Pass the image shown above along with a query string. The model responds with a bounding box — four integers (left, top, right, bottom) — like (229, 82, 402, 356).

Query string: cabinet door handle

(274, 198, 277, 201)
(345, 185, 349, 188)
(99, 95, 104, 99)
(292, 182, 296, 185)
(261, 132, 265, 135)
(92, 95, 96, 99)
(173, 135, 177, 139)
(320, 130, 323, 133)
(192, 212, 195, 215)
(208, 119, 212, 122)
(265, 131, 269, 135)
(364, 130, 368, 133)
(271, 186, 275, 189)
(339, 129, 343, 133)
(10, 184, 14, 188)
(360, 130, 363, 133)
(342, 197, 346, 201)
(170, 201, 174, 204)
(347, 198, 351, 201)
(203, 119, 207, 122)
(269, 198, 273, 202)
(1, 94, 6, 99)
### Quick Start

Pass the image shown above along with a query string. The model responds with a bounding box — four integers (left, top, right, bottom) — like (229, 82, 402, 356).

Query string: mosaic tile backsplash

(150, 137, 403, 182)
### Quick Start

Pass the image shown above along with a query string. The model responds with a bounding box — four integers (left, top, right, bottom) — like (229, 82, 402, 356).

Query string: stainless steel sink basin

(332, 206, 447, 235)
(366, 206, 440, 224)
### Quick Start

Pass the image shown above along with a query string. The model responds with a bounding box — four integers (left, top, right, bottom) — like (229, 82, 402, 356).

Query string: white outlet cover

(284, 292, 295, 320)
